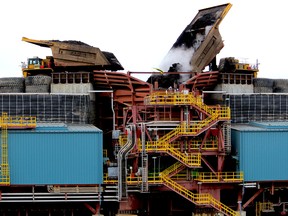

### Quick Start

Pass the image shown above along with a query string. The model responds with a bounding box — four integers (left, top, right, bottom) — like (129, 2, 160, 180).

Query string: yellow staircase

(144, 108, 228, 167)
(160, 164, 240, 216)
(143, 92, 237, 215)
(150, 107, 229, 145)
(144, 92, 230, 118)
(144, 92, 230, 169)
(160, 161, 186, 177)
(145, 141, 201, 167)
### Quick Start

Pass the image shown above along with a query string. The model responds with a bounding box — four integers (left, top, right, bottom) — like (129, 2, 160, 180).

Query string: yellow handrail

(256, 202, 274, 216)
(161, 175, 239, 216)
(0, 113, 9, 185)
(195, 172, 244, 182)
(144, 92, 231, 117)
(161, 161, 184, 176)
(0, 115, 36, 128)
(144, 141, 201, 167)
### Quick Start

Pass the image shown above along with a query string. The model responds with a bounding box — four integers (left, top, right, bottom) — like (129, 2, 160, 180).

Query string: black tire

(272, 79, 288, 92)
(253, 78, 274, 87)
(0, 77, 24, 87)
(25, 85, 50, 93)
(254, 86, 273, 93)
(25, 76, 52, 86)
(273, 79, 288, 87)
(0, 86, 24, 93)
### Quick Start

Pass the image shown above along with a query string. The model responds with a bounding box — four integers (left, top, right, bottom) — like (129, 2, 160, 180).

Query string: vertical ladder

(140, 123, 149, 192)
(141, 154, 148, 192)
(0, 113, 10, 185)
(222, 121, 231, 154)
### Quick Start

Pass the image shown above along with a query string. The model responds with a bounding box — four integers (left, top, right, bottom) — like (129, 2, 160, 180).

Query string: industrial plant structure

(0, 3, 287, 216)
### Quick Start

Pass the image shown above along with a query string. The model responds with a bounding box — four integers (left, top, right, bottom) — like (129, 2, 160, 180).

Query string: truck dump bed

(22, 37, 124, 71)
(170, 3, 232, 73)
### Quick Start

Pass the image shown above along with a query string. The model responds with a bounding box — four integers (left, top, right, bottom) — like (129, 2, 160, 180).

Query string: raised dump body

(22, 37, 124, 76)
(168, 3, 232, 73)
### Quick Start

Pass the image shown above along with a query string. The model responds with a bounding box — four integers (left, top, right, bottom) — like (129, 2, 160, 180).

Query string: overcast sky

(0, 0, 286, 81)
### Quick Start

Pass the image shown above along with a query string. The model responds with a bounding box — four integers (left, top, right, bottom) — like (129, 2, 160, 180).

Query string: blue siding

(232, 126, 288, 181)
(3, 124, 103, 185)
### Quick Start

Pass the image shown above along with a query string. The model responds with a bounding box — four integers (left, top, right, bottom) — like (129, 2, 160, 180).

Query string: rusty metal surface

(93, 71, 151, 105)
(182, 71, 220, 90)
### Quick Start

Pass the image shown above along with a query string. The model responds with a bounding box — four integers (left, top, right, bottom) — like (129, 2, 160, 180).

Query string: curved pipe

(117, 124, 137, 200)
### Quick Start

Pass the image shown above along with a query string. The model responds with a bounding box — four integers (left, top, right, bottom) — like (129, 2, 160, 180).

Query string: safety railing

(0, 113, 9, 185)
(189, 138, 219, 150)
(195, 172, 244, 183)
(0, 115, 36, 128)
(119, 135, 127, 146)
(256, 202, 274, 216)
(147, 139, 218, 150)
(167, 148, 201, 167)
(144, 141, 201, 167)
(161, 162, 184, 176)
(161, 175, 239, 216)
(145, 92, 230, 118)
(154, 110, 225, 145)
(170, 173, 189, 181)
(144, 92, 214, 114)
(103, 173, 163, 185)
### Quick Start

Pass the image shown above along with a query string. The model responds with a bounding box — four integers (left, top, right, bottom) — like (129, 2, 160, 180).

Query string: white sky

(0, 0, 286, 81)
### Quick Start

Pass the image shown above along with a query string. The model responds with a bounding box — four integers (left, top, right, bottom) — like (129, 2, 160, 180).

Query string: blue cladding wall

(4, 124, 103, 185)
(232, 123, 288, 182)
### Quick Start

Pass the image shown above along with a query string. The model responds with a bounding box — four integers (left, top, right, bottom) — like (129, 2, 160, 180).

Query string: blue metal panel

(232, 125, 288, 182)
(3, 124, 103, 185)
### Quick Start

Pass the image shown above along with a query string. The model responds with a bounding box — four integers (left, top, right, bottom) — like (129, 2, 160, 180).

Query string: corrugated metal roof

(9, 123, 102, 133)
(232, 122, 288, 131)
(67, 124, 102, 132)
(250, 121, 288, 129)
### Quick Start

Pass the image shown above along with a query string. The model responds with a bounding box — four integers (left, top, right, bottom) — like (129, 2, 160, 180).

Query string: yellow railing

(161, 161, 184, 176)
(161, 175, 239, 216)
(144, 92, 214, 114)
(0, 113, 9, 185)
(256, 202, 274, 216)
(103, 149, 108, 158)
(0, 115, 36, 128)
(155, 108, 229, 145)
(167, 148, 201, 167)
(190, 138, 219, 150)
(195, 172, 244, 182)
(144, 92, 231, 118)
(170, 173, 188, 181)
(146, 139, 218, 150)
(103, 173, 163, 185)
(151, 116, 217, 147)
(103, 164, 240, 215)
(103, 173, 118, 184)
(144, 141, 201, 167)
(119, 135, 127, 146)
